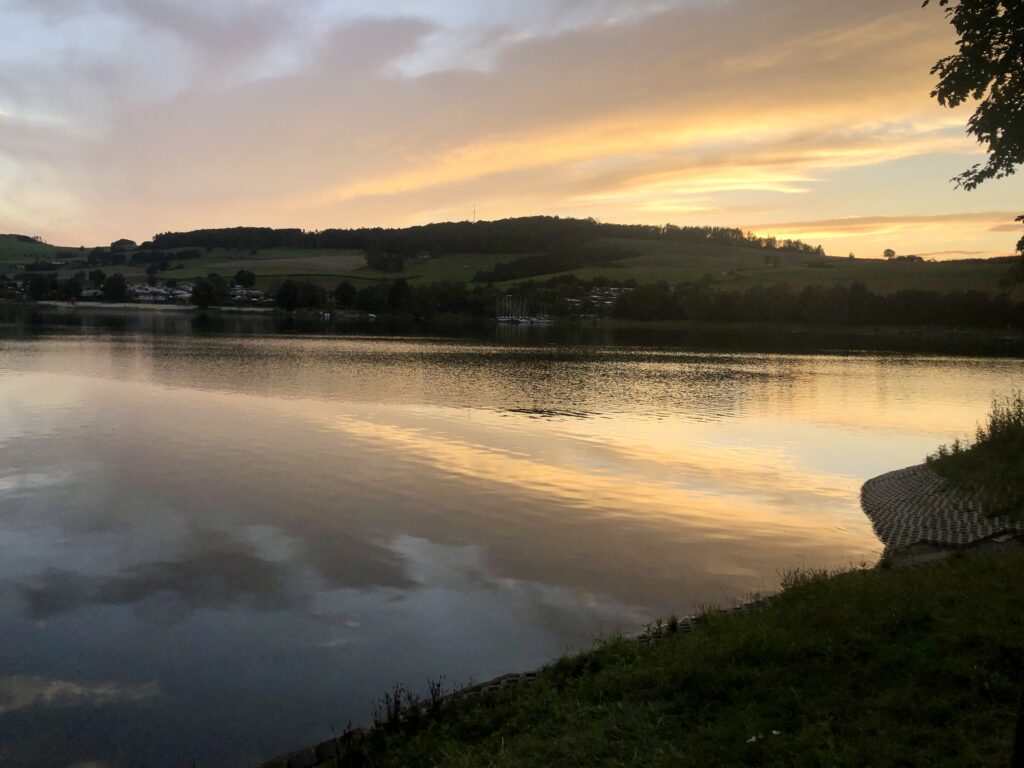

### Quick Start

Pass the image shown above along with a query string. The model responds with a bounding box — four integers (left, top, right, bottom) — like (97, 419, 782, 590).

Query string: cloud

(0, 0, 1014, 254)
(15, 524, 415, 620)
(748, 211, 1021, 239)
(17, 549, 298, 619)
(12, 0, 298, 62)
(89, 2, 950, 220)
(0, 674, 159, 715)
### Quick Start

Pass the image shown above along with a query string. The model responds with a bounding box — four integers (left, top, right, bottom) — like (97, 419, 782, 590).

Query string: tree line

(10, 267, 1021, 330)
(611, 281, 1024, 328)
(472, 242, 638, 282)
(274, 275, 1024, 329)
(147, 217, 825, 258)
(274, 278, 496, 318)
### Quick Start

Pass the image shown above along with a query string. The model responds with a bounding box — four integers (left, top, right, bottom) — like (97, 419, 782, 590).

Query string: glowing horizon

(0, 0, 1021, 260)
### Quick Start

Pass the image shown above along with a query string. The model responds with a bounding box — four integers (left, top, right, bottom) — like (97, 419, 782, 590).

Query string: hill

(0, 234, 62, 266)
(0, 219, 1017, 296)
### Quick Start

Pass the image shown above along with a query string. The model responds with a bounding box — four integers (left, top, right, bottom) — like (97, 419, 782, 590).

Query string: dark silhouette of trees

(366, 249, 406, 273)
(353, 284, 389, 314)
(60, 274, 83, 300)
(926, 0, 1024, 190)
(387, 278, 412, 311)
(27, 273, 57, 299)
(299, 281, 327, 309)
(334, 280, 357, 308)
(192, 274, 230, 308)
(473, 241, 636, 282)
(149, 217, 825, 261)
(234, 269, 257, 288)
(276, 280, 301, 311)
(101, 274, 128, 301)
(88, 269, 106, 287)
(275, 280, 326, 311)
(926, 0, 1024, 270)
(884, 249, 897, 260)
(610, 280, 1023, 328)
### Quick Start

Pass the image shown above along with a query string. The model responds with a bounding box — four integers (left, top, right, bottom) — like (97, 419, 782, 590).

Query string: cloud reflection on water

(0, 674, 159, 715)
(0, 335, 1015, 767)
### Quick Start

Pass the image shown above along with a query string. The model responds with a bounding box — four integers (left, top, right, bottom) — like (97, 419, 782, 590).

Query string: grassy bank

(314, 548, 1024, 767)
(930, 391, 1024, 519)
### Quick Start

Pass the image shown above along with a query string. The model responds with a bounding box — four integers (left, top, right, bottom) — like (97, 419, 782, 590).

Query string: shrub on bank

(929, 390, 1024, 520)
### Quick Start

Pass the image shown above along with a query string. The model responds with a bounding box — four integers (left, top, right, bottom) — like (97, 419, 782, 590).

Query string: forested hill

(149, 217, 825, 258)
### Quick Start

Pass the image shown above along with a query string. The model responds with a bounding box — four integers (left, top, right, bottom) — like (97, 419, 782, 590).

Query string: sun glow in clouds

(0, 0, 1020, 257)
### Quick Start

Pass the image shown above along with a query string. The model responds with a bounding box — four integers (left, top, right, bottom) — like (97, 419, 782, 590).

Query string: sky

(0, 0, 1021, 258)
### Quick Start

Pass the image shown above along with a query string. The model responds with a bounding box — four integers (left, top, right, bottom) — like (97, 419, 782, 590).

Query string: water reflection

(0, 332, 1017, 766)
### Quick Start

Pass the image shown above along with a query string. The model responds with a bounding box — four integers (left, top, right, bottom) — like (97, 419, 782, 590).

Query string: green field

(0, 235, 63, 268)
(557, 238, 1017, 294)
(1, 234, 1017, 295)
(314, 546, 1024, 767)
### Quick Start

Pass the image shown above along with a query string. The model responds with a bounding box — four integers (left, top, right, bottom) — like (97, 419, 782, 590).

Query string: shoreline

(256, 464, 1024, 767)
(34, 300, 280, 314)
(4, 301, 1023, 356)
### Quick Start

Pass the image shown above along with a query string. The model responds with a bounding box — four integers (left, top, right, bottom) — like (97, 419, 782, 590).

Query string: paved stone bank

(861, 463, 1023, 552)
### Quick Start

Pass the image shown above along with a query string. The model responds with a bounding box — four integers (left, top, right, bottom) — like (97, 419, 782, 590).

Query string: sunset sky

(0, 0, 1021, 258)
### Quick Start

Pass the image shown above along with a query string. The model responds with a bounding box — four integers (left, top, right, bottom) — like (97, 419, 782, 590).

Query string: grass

(551, 238, 1016, 294)
(318, 548, 1024, 767)
(929, 391, 1024, 519)
(0, 235, 63, 272)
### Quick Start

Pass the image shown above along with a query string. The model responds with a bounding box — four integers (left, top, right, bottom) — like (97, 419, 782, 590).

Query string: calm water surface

(0, 330, 1018, 766)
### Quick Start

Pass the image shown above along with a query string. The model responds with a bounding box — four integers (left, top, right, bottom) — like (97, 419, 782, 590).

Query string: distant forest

(149, 217, 827, 258)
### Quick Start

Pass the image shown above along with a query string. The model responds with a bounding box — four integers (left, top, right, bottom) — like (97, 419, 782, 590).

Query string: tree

(299, 281, 326, 308)
(925, 0, 1024, 189)
(101, 274, 128, 301)
(206, 273, 230, 301)
(27, 273, 56, 300)
(60, 275, 83, 301)
(926, 0, 1024, 265)
(88, 269, 106, 287)
(192, 274, 230, 308)
(234, 269, 256, 288)
(276, 280, 301, 311)
(884, 248, 897, 260)
(334, 280, 357, 308)
(273, 279, 324, 310)
(388, 278, 412, 311)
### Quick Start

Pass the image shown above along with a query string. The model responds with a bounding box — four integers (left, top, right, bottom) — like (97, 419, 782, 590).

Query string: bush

(928, 390, 1024, 519)
(101, 274, 128, 301)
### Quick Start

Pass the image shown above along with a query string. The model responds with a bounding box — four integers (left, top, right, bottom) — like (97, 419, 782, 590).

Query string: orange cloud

(750, 211, 1020, 241)
(2, 0, 1017, 252)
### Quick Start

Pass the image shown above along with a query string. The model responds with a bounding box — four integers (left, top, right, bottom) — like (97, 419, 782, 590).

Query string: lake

(0, 326, 1018, 766)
